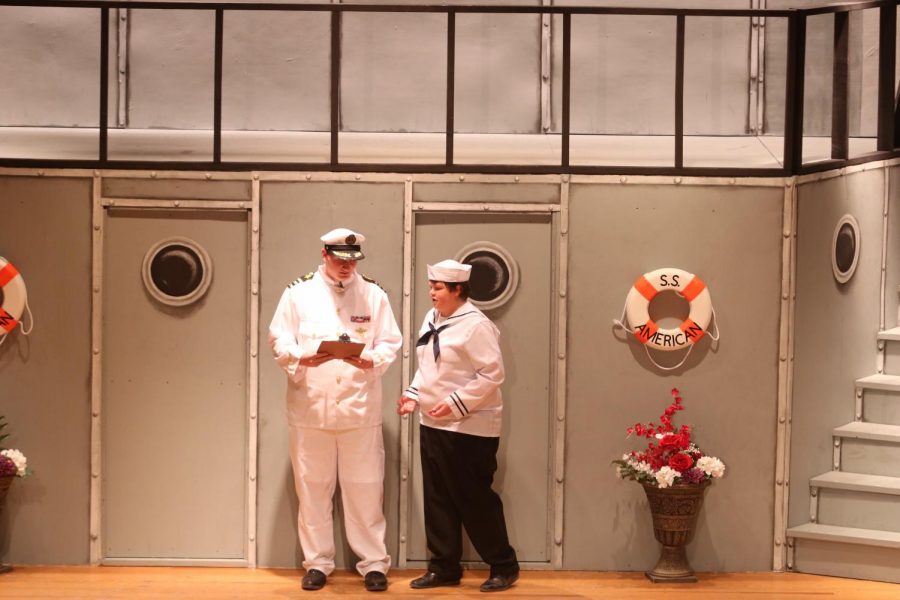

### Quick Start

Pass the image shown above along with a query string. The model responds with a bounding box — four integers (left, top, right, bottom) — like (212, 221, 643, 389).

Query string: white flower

(628, 459, 652, 474)
(655, 433, 664, 439)
(615, 466, 624, 479)
(1, 449, 27, 477)
(655, 466, 679, 488)
(697, 456, 726, 478)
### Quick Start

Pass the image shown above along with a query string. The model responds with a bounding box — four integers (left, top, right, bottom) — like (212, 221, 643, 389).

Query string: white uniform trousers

(288, 424, 391, 576)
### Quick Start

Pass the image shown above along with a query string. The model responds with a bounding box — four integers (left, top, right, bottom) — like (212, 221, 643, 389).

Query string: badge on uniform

(351, 315, 371, 323)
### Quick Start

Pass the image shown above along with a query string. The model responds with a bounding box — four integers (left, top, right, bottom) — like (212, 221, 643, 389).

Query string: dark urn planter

(641, 480, 710, 583)
(0, 475, 13, 574)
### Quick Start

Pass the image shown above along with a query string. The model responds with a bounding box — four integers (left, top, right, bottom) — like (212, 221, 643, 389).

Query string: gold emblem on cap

(346, 234, 356, 244)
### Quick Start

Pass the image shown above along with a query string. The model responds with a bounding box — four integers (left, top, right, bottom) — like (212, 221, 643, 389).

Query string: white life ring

(624, 267, 713, 352)
(0, 256, 27, 334)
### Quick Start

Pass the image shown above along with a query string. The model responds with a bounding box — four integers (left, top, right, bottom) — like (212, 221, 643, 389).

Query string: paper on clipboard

(317, 340, 365, 359)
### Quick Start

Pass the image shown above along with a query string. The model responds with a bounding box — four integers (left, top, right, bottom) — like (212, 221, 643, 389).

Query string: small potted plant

(612, 388, 725, 583)
(0, 415, 31, 575)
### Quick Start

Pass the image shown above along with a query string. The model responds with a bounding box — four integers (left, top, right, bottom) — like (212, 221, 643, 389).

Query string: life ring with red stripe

(0, 256, 27, 335)
(624, 268, 713, 352)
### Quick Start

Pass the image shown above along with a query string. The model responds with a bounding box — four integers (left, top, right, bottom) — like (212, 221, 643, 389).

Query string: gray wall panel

(564, 182, 783, 571)
(0, 7, 101, 127)
(222, 11, 330, 131)
(793, 539, 900, 584)
(412, 182, 559, 204)
(454, 13, 541, 134)
(128, 10, 214, 130)
(102, 178, 251, 201)
(0, 2, 889, 136)
(341, 13, 447, 133)
(102, 209, 249, 560)
(407, 213, 554, 563)
(788, 170, 884, 530)
(569, 15, 677, 135)
(766, 1, 885, 137)
(0, 176, 93, 564)
(257, 181, 404, 568)
(683, 17, 750, 135)
(883, 167, 900, 354)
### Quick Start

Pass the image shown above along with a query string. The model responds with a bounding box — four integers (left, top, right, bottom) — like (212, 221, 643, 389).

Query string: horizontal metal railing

(0, 0, 897, 176)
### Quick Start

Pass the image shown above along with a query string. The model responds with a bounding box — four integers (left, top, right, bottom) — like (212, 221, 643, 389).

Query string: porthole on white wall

(831, 214, 860, 284)
(141, 238, 214, 307)
(455, 242, 519, 311)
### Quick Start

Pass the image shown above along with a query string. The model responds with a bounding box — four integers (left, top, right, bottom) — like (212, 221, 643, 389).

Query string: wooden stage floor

(0, 567, 897, 599)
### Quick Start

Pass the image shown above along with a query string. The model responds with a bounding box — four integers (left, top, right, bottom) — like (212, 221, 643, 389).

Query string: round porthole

(832, 214, 860, 284)
(142, 238, 213, 307)
(455, 242, 519, 311)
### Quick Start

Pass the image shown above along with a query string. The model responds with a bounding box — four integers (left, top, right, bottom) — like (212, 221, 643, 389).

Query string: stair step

(877, 326, 900, 341)
(810, 471, 900, 496)
(855, 374, 900, 391)
(787, 523, 900, 549)
(834, 421, 900, 443)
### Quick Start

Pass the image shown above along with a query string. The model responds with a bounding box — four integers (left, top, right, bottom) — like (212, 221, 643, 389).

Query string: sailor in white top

(398, 259, 520, 593)
(269, 228, 400, 592)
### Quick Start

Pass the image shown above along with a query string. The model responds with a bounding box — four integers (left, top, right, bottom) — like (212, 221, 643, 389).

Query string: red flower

(669, 453, 693, 472)
(660, 433, 689, 451)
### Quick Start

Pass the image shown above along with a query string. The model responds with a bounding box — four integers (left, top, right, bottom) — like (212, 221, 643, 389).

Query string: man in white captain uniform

(268, 228, 401, 592)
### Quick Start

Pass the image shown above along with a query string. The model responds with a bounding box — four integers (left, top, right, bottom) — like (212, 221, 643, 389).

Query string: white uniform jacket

(269, 267, 402, 430)
(404, 301, 505, 437)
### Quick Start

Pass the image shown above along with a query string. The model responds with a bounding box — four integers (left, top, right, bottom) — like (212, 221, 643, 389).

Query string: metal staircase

(786, 323, 900, 581)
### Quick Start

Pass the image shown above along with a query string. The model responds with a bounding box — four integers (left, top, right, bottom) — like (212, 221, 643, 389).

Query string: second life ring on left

(0, 256, 27, 334)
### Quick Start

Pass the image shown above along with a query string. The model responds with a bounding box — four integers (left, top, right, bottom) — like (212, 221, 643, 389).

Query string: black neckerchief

(415, 308, 477, 360)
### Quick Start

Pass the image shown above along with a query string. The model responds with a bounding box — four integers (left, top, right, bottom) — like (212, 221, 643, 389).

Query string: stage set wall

(787, 166, 900, 581)
(0, 1, 888, 138)
(0, 167, 850, 572)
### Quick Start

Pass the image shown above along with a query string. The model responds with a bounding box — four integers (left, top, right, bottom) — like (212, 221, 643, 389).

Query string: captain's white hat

(427, 259, 472, 282)
(320, 228, 365, 260)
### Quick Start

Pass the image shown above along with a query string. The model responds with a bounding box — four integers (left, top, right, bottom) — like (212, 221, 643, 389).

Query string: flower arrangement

(613, 388, 724, 488)
(0, 416, 30, 478)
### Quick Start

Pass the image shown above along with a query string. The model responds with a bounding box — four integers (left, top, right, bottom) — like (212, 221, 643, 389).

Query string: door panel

(102, 208, 248, 561)
(408, 212, 554, 563)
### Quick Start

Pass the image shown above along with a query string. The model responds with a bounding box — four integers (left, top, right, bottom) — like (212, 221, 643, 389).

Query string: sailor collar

(431, 302, 478, 325)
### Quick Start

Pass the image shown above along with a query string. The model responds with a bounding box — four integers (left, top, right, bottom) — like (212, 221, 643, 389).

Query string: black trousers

(419, 425, 519, 579)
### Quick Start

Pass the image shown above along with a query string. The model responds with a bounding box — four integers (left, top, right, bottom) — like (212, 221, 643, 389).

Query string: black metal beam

(445, 10, 455, 167)
(0, 156, 799, 178)
(0, 1, 813, 18)
(561, 12, 571, 168)
(213, 8, 223, 163)
(783, 11, 806, 174)
(675, 14, 685, 169)
(895, 80, 900, 149)
(799, 150, 898, 175)
(831, 11, 849, 160)
(99, 7, 109, 162)
(877, 1, 896, 151)
(330, 10, 340, 165)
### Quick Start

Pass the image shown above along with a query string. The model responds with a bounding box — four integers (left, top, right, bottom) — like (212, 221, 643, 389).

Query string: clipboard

(317, 340, 365, 359)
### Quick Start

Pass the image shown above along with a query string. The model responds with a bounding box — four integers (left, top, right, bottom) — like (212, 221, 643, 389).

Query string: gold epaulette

(287, 272, 315, 288)
(361, 274, 387, 293)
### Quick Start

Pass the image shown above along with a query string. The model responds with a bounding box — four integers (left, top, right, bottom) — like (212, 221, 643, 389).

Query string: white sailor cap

(427, 259, 472, 283)
(320, 227, 365, 260)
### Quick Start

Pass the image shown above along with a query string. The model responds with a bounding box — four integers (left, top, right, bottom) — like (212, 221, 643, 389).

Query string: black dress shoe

(364, 571, 388, 592)
(301, 569, 327, 591)
(480, 572, 519, 592)
(409, 571, 461, 589)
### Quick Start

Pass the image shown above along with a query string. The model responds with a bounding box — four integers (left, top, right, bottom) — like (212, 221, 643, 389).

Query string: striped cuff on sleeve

(404, 386, 419, 400)
(446, 391, 469, 419)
